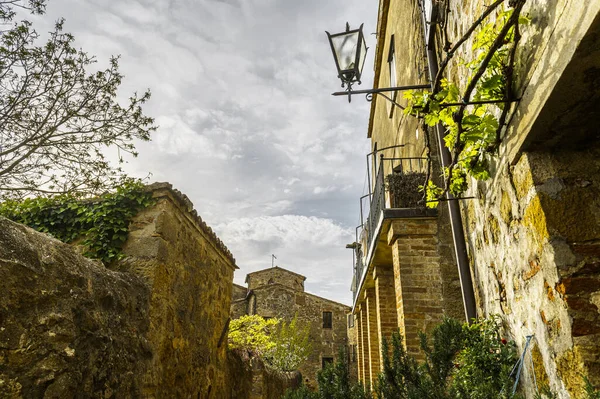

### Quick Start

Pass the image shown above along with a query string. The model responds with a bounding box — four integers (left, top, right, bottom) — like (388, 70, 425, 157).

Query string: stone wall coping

(233, 283, 247, 291)
(144, 182, 237, 268)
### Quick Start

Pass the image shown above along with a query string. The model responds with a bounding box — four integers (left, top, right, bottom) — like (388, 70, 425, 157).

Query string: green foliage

(0, 179, 154, 264)
(282, 385, 319, 399)
(283, 347, 369, 399)
(376, 329, 433, 399)
(229, 314, 312, 372)
(229, 315, 280, 356)
(267, 314, 312, 372)
(402, 6, 528, 207)
(376, 317, 519, 399)
(450, 316, 517, 399)
(584, 377, 600, 399)
(317, 347, 370, 399)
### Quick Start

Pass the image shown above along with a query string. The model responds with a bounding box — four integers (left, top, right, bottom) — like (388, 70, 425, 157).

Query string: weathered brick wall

(389, 218, 445, 359)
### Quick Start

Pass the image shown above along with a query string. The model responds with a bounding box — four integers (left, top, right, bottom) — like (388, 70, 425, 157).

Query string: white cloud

(29, 0, 377, 304)
(216, 215, 355, 304)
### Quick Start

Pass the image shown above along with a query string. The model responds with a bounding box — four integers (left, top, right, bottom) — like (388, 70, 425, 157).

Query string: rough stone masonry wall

(0, 218, 152, 398)
(226, 351, 301, 399)
(462, 146, 600, 399)
(251, 282, 350, 390)
(432, 0, 600, 397)
(246, 267, 306, 292)
(121, 183, 237, 398)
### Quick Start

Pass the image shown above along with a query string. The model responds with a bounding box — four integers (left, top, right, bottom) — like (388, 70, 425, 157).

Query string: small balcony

(351, 155, 436, 305)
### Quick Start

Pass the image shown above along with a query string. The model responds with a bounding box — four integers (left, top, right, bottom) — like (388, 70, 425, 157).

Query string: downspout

(421, 6, 478, 322)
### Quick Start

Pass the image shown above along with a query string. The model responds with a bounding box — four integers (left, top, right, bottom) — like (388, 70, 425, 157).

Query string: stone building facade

(231, 266, 353, 389)
(350, 0, 600, 397)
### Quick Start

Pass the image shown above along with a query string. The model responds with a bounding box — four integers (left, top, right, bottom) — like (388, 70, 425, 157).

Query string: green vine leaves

(404, 1, 530, 208)
(0, 180, 155, 264)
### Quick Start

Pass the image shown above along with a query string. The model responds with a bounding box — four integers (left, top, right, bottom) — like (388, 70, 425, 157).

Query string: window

(387, 35, 397, 116)
(323, 311, 332, 329)
(347, 314, 354, 328)
(322, 356, 334, 369)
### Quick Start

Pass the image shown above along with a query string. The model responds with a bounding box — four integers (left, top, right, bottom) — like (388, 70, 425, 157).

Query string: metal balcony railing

(351, 156, 428, 302)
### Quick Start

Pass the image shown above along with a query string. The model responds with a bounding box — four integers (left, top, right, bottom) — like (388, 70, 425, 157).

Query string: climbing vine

(0, 180, 155, 264)
(404, 0, 530, 207)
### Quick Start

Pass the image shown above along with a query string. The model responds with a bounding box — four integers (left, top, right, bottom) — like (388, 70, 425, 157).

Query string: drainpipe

(422, 10, 477, 322)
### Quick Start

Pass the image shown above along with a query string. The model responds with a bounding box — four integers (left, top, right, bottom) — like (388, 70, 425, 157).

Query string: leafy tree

(228, 315, 280, 358)
(317, 347, 369, 399)
(267, 314, 312, 372)
(228, 314, 311, 373)
(0, 0, 155, 199)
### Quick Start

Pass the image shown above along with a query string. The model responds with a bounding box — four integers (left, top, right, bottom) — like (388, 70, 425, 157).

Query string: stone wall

(226, 351, 301, 399)
(246, 267, 306, 292)
(0, 183, 239, 398)
(462, 146, 600, 398)
(435, 1, 600, 397)
(121, 183, 237, 398)
(0, 217, 152, 398)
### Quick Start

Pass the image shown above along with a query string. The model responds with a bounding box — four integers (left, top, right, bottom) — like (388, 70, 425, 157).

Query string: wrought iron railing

(352, 156, 428, 302)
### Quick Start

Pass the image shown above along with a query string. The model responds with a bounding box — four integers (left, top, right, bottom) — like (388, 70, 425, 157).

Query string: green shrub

(283, 347, 368, 399)
(376, 316, 518, 399)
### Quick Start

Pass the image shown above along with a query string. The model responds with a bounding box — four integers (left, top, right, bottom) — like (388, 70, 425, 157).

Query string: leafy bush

(376, 316, 518, 399)
(0, 180, 154, 264)
(268, 314, 312, 372)
(228, 314, 311, 372)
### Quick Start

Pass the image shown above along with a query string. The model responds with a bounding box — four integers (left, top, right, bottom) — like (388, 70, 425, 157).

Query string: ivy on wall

(0, 180, 154, 264)
(403, 0, 530, 207)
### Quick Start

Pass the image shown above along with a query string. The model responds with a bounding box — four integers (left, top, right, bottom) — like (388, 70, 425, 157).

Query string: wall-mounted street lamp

(329, 21, 478, 323)
(326, 23, 429, 103)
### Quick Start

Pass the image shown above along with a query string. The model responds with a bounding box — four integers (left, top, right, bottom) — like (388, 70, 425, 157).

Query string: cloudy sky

(30, 0, 378, 305)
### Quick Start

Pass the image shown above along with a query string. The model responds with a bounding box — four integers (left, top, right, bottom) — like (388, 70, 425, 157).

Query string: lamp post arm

(331, 84, 430, 97)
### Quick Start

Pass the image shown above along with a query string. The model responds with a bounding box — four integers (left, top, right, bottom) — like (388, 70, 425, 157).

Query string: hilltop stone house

(349, 0, 600, 397)
(231, 266, 355, 388)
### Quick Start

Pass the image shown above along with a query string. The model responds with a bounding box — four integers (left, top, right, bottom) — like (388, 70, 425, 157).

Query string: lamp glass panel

(358, 33, 367, 77)
(331, 31, 360, 72)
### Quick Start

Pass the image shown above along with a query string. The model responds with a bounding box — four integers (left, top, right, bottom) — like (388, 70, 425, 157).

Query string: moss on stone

(556, 347, 587, 398)
(500, 190, 513, 224)
(523, 195, 549, 244)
